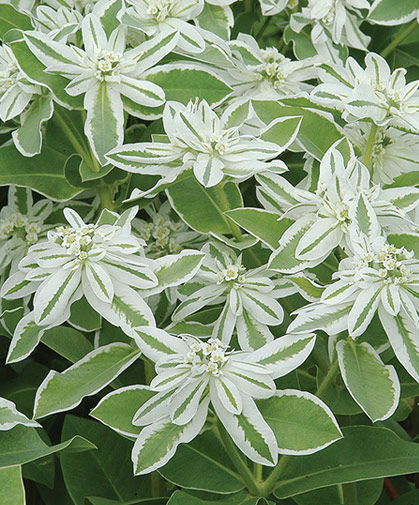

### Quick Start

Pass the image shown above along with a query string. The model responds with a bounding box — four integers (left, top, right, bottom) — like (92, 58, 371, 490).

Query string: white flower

(223, 34, 318, 100)
(291, 0, 370, 53)
(0, 186, 52, 276)
(259, 0, 298, 16)
(0, 44, 41, 122)
(128, 327, 316, 474)
(312, 53, 419, 130)
(24, 14, 177, 163)
(173, 242, 287, 349)
(33, 4, 83, 42)
(258, 141, 419, 273)
(344, 123, 419, 185)
(107, 98, 284, 190)
(1, 207, 157, 330)
(120, 0, 206, 53)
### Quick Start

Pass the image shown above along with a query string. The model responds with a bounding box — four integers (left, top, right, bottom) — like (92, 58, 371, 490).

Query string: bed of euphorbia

(1, 0, 419, 504)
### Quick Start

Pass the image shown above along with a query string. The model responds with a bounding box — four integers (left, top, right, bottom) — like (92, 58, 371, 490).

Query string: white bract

(107, 99, 284, 190)
(0, 186, 52, 276)
(291, 0, 370, 55)
(33, 4, 83, 42)
(120, 0, 206, 54)
(313, 53, 419, 130)
(1, 206, 157, 331)
(24, 14, 177, 162)
(0, 44, 41, 122)
(128, 327, 317, 474)
(259, 0, 298, 16)
(258, 142, 419, 273)
(173, 242, 288, 350)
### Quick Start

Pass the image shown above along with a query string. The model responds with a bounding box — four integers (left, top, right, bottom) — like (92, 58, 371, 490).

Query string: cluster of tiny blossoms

(183, 337, 228, 376)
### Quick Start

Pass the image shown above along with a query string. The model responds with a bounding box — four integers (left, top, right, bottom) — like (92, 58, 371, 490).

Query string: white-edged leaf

(337, 339, 400, 422)
(131, 398, 209, 475)
(0, 398, 40, 431)
(6, 312, 46, 364)
(131, 326, 188, 362)
(288, 303, 351, 335)
(33, 343, 140, 419)
(249, 333, 316, 378)
(348, 285, 381, 337)
(259, 390, 342, 455)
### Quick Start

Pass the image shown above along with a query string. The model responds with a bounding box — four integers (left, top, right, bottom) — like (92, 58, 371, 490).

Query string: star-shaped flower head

(107, 98, 286, 194)
(127, 327, 317, 474)
(24, 14, 178, 163)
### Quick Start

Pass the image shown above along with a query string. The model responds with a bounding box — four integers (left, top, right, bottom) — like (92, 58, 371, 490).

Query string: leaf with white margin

(368, 0, 419, 25)
(295, 218, 342, 261)
(0, 271, 38, 300)
(84, 282, 155, 330)
(6, 312, 47, 364)
(212, 394, 277, 466)
(382, 187, 419, 213)
(132, 398, 209, 475)
(84, 82, 124, 165)
(0, 398, 40, 431)
(349, 193, 380, 241)
(248, 333, 316, 378)
(269, 216, 322, 273)
(131, 326, 188, 363)
(33, 343, 140, 419)
(261, 116, 302, 152)
(256, 172, 299, 209)
(236, 309, 272, 351)
(90, 385, 155, 438)
(240, 290, 283, 326)
(337, 339, 400, 422)
(348, 285, 382, 337)
(288, 303, 351, 335)
(33, 268, 81, 326)
(12, 94, 54, 157)
(259, 390, 342, 455)
(142, 250, 205, 296)
(169, 379, 209, 425)
(378, 306, 419, 382)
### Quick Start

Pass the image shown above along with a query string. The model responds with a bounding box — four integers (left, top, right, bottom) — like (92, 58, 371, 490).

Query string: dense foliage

(0, 0, 419, 504)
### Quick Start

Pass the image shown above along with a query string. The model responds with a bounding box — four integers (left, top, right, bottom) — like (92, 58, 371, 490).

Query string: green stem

(311, 345, 330, 375)
(245, 0, 253, 12)
(342, 482, 359, 505)
(316, 359, 340, 398)
(96, 183, 116, 211)
(258, 454, 289, 497)
(363, 123, 378, 171)
(216, 423, 262, 496)
(254, 463, 263, 482)
(380, 20, 418, 58)
(255, 16, 271, 40)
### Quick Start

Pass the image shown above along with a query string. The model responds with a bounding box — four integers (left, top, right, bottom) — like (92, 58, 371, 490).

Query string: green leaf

(166, 490, 264, 505)
(167, 176, 242, 234)
(12, 94, 54, 157)
(146, 66, 232, 108)
(368, 0, 419, 25)
(0, 5, 32, 39)
(41, 325, 94, 363)
(0, 425, 96, 467)
(261, 116, 302, 150)
(0, 397, 40, 430)
(0, 143, 81, 201)
(61, 416, 148, 505)
(226, 208, 292, 249)
(293, 479, 384, 505)
(273, 426, 419, 499)
(252, 101, 343, 160)
(33, 343, 140, 419)
(159, 430, 244, 494)
(258, 391, 342, 455)
(283, 26, 317, 60)
(68, 297, 102, 333)
(388, 233, 419, 256)
(0, 466, 25, 505)
(150, 251, 204, 293)
(337, 340, 400, 422)
(91, 385, 154, 438)
(196, 3, 231, 39)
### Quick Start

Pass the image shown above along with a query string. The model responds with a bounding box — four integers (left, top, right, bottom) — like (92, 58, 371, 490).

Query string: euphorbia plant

(0, 0, 419, 504)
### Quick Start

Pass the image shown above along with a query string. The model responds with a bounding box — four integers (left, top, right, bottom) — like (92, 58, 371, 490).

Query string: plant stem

(316, 359, 340, 398)
(311, 345, 330, 375)
(342, 482, 359, 505)
(380, 20, 419, 58)
(363, 123, 378, 171)
(254, 463, 263, 482)
(258, 454, 290, 497)
(255, 16, 271, 40)
(245, 0, 253, 12)
(96, 183, 116, 211)
(216, 423, 262, 496)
